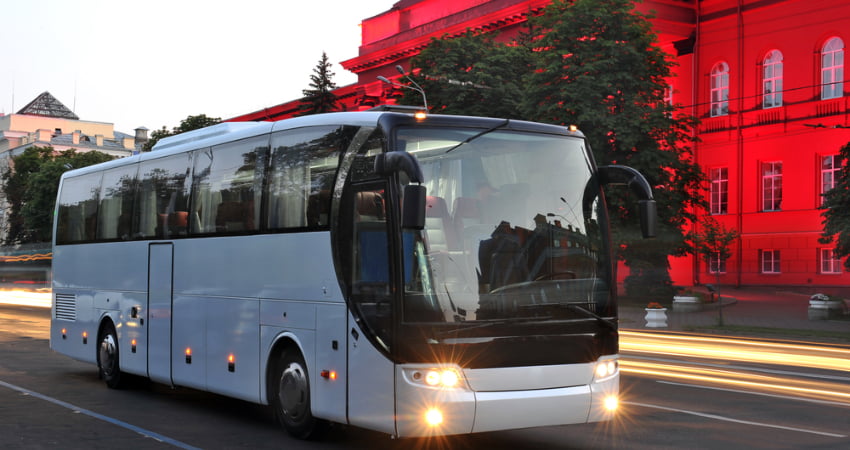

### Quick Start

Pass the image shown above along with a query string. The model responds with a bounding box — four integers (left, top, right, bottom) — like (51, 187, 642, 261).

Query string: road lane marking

(625, 401, 847, 438)
(657, 380, 850, 408)
(0, 379, 201, 449)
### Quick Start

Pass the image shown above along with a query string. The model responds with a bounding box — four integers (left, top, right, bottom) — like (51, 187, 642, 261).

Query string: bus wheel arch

(268, 338, 326, 439)
(96, 318, 125, 389)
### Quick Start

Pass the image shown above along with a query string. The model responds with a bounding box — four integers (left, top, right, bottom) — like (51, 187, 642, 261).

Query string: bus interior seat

(425, 196, 455, 252)
(355, 191, 384, 221)
(216, 201, 254, 232)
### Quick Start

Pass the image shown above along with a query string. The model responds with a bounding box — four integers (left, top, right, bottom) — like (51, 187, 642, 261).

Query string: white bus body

(51, 111, 650, 438)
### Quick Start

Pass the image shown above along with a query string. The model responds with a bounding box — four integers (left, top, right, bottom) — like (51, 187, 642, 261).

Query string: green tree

(523, 0, 704, 299)
(400, 30, 533, 118)
(686, 216, 738, 325)
(820, 143, 850, 269)
(3, 146, 114, 244)
(142, 114, 221, 151)
(298, 52, 340, 116)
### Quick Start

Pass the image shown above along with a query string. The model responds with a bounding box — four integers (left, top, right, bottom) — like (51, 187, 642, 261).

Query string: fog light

(604, 395, 618, 412)
(424, 408, 443, 426)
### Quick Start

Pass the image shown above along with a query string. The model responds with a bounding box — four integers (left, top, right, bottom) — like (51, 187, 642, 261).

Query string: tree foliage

(400, 30, 533, 118)
(298, 52, 340, 116)
(403, 0, 705, 298)
(3, 146, 114, 244)
(142, 114, 222, 151)
(819, 143, 850, 270)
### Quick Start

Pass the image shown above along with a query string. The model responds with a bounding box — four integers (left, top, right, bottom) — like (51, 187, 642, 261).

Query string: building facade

(230, 0, 850, 288)
(0, 91, 148, 242)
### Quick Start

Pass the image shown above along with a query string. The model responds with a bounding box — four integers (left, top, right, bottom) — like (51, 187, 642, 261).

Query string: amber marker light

(131, 339, 137, 353)
(61, 328, 67, 339)
(227, 354, 235, 372)
(82, 331, 88, 344)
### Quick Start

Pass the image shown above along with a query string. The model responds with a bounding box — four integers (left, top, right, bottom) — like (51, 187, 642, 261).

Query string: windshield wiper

(435, 315, 551, 336)
(444, 119, 510, 154)
(561, 303, 617, 330)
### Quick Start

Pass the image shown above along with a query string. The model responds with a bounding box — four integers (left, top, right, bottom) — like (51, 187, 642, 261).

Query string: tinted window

(97, 165, 138, 241)
(56, 173, 102, 244)
(136, 153, 193, 239)
(191, 136, 269, 235)
(266, 126, 349, 230)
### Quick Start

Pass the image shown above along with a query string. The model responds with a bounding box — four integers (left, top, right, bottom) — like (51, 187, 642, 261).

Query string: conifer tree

(299, 52, 340, 116)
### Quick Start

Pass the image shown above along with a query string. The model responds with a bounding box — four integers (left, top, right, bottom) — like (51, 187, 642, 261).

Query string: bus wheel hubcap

(99, 334, 117, 375)
(279, 362, 308, 420)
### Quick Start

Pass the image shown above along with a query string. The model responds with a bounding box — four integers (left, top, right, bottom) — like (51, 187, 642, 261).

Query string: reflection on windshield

(398, 127, 612, 327)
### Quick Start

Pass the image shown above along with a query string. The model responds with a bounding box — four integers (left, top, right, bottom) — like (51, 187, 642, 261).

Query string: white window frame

(821, 37, 844, 100)
(761, 249, 781, 274)
(763, 50, 783, 108)
(709, 251, 727, 274)
(710, 62, 730, 117)
(710, 167, 728, 215)
(820, 248, 842, 274)
(761, 161, 782, 211)
(821, 154, 842, 205)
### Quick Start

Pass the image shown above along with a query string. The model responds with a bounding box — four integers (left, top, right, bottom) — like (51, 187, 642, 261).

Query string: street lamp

(377, 65, 429, 111)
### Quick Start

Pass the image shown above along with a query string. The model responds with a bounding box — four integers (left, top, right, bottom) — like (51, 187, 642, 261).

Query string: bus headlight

(405, 366, 466, 389)
(593, 358, 618, 382)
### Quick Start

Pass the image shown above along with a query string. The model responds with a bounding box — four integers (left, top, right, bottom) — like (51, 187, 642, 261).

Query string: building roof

(16, 91, 79, 120)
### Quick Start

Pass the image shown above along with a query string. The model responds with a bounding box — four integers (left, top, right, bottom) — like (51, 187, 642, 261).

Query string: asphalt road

(1, 304, 848, 449)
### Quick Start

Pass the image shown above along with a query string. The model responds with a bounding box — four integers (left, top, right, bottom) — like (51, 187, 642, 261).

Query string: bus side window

(192, 137, 267, 235)
(97, 165, 138, 241)
(137, 153, 192, 239)
(267, 126, 345, 231)
(56, 173, 102, 244)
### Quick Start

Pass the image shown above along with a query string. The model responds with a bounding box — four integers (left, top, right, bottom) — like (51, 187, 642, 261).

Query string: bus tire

(97, 322, 125, 389)
(270, 347, 326, 439)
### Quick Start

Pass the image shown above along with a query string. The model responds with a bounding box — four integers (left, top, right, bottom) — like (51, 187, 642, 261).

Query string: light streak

(0, 288, 51, 308)
(620, 330, 850, 373)
(619, 331, 850, 406)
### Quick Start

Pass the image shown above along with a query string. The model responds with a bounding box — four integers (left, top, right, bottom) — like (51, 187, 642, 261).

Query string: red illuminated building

(231, 0, 850, 288)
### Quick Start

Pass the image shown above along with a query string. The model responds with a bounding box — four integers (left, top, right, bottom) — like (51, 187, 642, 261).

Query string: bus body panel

(147, 243, 173, 385)
(312, 303, 348, 423)
(205, 296, 261, 402)
(172, 294, 208, 390)
(347, 316, 396, 435)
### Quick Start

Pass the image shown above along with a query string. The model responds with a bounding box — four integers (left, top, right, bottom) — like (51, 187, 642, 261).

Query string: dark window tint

(56, 174, 102, 244)
(97, 165, 138, 241)
(191, 136, 269, 235)
(137, 153, 193, 239)
(266, 126, 349, 230)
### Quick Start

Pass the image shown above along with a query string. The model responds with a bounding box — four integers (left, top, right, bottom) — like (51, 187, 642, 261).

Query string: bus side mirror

(402, 184, 426, 230)
(598, 165, 657, 239)
(639, 199, 657, 239)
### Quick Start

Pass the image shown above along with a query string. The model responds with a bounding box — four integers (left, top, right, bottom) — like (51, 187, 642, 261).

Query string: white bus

(50, 110, 655, 439)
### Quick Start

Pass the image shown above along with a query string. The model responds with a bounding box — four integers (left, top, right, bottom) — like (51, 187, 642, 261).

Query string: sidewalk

(619, 286, 850, 343)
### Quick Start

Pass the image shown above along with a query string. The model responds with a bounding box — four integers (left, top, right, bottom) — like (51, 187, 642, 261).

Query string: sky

(0, 0, 394, 134)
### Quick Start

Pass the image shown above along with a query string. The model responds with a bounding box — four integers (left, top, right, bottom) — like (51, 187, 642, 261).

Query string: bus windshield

(393, 126, 614, 365)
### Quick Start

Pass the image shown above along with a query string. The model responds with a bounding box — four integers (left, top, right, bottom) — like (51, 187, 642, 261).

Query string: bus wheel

(271, 348, 325, 439)
(97, 323, 124, 389)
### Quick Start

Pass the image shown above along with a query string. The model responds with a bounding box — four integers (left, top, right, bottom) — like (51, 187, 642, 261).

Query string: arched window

(821, 37, 844, 100)
(762, 50, 783, 108)
(710, 62, 730, 117)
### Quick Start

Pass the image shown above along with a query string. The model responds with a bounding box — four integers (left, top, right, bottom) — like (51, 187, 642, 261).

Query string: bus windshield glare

(388, 126, 614, 366)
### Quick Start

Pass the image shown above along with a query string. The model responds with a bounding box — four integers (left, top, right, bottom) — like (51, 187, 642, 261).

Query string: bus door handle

(350, 328, 359, 341)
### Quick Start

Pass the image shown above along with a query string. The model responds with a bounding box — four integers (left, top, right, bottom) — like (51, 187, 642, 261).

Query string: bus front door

(147, 243, 174, 385)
